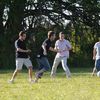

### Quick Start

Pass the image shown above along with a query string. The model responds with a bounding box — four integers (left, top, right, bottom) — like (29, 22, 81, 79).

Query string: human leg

(24, 58, 33, 82)
(34, 57, 50, 82)
(61, 57, 71, 78)
(51, 57, 61, 77)
(9, 58, 23, 83)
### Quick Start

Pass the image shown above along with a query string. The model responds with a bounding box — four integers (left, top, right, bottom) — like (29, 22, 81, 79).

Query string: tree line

(0, 0, 100, 69)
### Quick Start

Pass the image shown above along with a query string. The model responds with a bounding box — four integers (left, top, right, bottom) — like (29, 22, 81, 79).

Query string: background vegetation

(0, 0, 100, 69)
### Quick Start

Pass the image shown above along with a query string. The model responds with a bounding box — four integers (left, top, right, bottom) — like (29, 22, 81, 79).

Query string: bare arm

(15, 40, 31, 53)
(50, 41, 60, 52)
(49, 47, 58, 52)
(93, 48, 96, 60)
(17, 48, 31, 53)
(42, 42, 47, 55)
(42, 41, 58, 53)
(42, 43, 47, 52)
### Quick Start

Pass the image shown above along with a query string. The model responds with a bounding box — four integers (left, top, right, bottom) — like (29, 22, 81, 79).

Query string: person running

(9, 31, 34, 83)
(34, 31, 57, 83)
(92, 37, 100, 76)
(51, 32, 72, 78)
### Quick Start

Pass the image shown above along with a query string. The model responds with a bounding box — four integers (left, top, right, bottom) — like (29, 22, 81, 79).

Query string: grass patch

(0, 68, 100, 100)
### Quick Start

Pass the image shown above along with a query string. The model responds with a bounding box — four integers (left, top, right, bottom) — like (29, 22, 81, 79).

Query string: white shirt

(94, 42, 100, 60)
(55, 39, 71, 58)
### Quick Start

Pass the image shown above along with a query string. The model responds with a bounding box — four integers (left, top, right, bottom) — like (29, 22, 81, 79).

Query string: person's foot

(50, 74, 56, 78)
(67, 75, 71, 79)
(91, 73, 95, 77)
(29, 79, 35, 83)
(29, 80, 35, 83)
(33, 78, 38, 83)
(8, 79, 14, 84)
(35, 72, 42, 79)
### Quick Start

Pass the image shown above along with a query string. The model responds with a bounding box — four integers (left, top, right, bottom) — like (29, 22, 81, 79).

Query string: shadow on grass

(55, 67, 92, 73)
(0, 67, 93, 75)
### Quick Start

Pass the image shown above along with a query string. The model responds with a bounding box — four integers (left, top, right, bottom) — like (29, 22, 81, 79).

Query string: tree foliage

(0, 0, 100, 69)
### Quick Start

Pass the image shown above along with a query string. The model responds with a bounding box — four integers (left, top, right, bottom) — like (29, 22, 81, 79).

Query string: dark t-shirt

(15, 39, 28, 58)
(37, 39, 52, 58)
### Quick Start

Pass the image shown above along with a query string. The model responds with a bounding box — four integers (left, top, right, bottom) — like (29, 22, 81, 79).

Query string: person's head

(59, 32, 65, 40)
(48, 31, 56, 41)
(19, 31, 26, 41)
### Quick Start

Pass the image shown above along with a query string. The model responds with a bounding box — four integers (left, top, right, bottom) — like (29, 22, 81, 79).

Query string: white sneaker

(33, 78, 38, 83)
(8, 80, 14, 84)
(67, 75, 71, 79)
(50, 74, 56, 78)
(29, 79, 38, 83)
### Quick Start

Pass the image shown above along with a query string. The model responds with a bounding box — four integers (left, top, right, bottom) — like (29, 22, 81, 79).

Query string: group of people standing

(9, 31, 100, 83)
(9, 31, 72, 83)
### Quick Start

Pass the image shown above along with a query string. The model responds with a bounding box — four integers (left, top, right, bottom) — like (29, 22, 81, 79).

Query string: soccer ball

(97, 71, 100, 77)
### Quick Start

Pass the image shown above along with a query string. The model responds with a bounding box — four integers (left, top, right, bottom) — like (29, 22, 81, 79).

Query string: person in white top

(92, 38, 100, 76)
(51, 32, 72, 78)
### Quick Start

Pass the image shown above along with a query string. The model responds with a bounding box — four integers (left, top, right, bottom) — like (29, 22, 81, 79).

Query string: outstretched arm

(49, 47, 58, 52)
(15, 41, 31, 53)
(16, 48, 31, 53)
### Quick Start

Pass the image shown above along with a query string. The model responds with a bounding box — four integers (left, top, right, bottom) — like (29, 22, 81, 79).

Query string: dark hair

(48, 31, 55, 38)
(59, 32, 64, 35)
(19, 31, 26, 37)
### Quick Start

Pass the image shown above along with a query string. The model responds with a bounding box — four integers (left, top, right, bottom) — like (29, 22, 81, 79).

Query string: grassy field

(0, 68, 100, 100)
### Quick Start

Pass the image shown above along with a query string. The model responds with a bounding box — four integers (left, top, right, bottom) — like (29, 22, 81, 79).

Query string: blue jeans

(37, 57, 50, 71)
(95, 59, 100, 71)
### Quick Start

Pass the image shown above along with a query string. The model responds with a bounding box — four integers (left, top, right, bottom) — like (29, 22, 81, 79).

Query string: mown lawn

(0, 68, 100, 100)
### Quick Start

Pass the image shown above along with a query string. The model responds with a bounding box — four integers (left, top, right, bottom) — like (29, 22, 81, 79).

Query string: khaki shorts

(16, 58, 32, 70)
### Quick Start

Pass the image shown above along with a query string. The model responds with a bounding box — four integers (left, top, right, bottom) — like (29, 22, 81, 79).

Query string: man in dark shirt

(9, 31, 34, 83)
(34, 31, 57, 83)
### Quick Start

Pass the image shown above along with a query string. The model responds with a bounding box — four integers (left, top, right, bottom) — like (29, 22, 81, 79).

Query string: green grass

(0, 68, 100, 100)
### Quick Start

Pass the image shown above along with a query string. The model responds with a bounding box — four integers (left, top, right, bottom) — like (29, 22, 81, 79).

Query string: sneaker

(35, 72, 42, 79)
(29, 78, 38, 83)
(67, 75, 71, 79)
(8, 80, 14, 84)
(33, 78, 38, 83)
(50, 73, 56, 78)
(91, 73, 95, 76)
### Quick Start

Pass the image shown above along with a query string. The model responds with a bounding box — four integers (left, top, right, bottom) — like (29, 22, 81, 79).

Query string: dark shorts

(95, 59, 100, 71)
(37, 57, 50, 71)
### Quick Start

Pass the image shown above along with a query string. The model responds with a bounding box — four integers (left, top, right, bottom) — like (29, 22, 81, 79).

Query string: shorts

(95, 59, 100, 71)
(16, 58, 32, 70)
